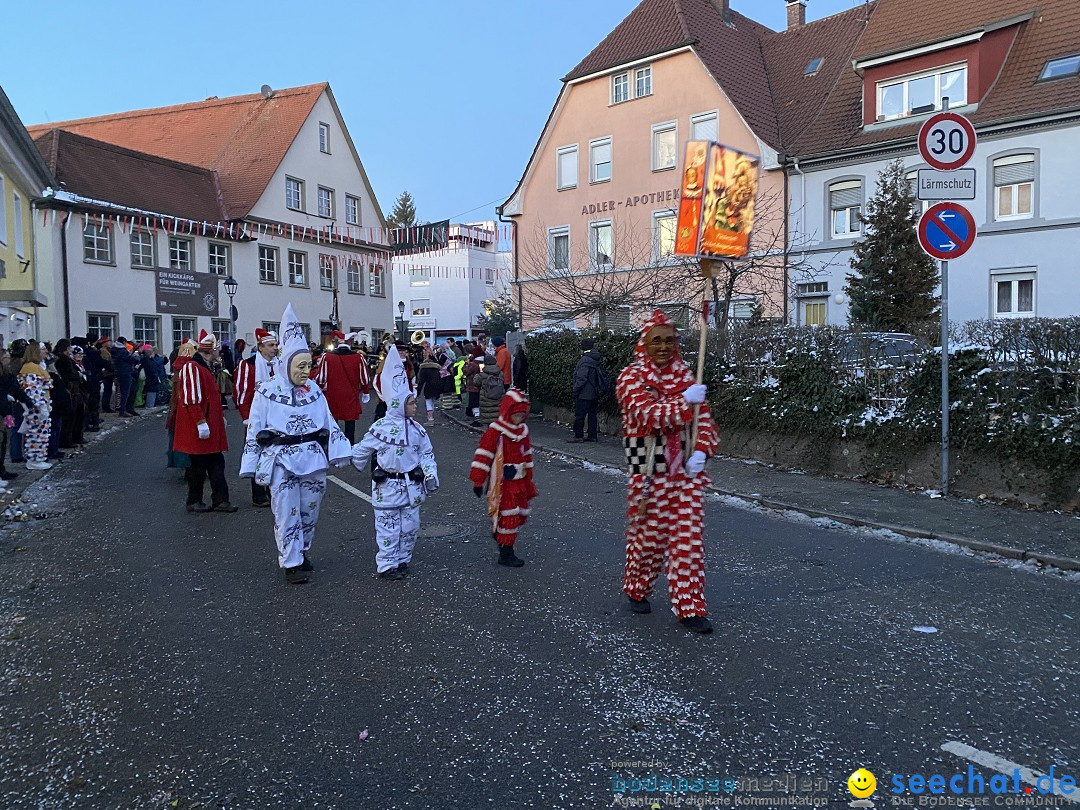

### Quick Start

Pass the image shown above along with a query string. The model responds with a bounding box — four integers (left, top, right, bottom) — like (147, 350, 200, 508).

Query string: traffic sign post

(916, 108, 978, 497)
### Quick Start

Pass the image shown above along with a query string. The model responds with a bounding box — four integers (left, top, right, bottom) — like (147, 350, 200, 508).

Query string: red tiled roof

(25, 84, 325, 219)
(34, 128, 227, 222)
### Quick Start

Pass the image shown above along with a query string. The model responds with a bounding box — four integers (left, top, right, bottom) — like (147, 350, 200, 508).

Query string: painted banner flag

(674, 141, 759, 259)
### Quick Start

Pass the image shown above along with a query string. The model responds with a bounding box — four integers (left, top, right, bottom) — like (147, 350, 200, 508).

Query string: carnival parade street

(0, 406, 1076, 809)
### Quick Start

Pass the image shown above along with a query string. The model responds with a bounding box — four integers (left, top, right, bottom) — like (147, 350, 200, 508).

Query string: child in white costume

(351, 345, 439, 580)
(240, 303, 352, 584)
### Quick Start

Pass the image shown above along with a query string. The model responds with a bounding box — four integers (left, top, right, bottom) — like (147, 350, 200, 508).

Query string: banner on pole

(674, 141, 759, 260)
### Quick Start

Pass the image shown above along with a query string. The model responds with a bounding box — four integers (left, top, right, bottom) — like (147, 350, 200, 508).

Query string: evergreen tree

(387, 190, 417, 229)
(845, 159, 939, 331)
(479, 292, 520, 339)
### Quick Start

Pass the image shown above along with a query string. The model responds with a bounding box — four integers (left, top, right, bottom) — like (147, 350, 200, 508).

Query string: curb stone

(439, 410, 1080, 574)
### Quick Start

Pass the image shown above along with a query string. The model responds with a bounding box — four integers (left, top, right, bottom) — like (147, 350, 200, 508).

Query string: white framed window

(130, 229, 155, 268)
(556, 145, 578, 190)
(651, 122, 677, 171)
(261, 321, 281, 335)
(169, 237, 192, 271)
(13, 193, 23, 258)
(0, 177, 6, 244)
(411, 299, 431, 318)
(829, 180, 863, 238)
(172, 316, 196, 347)
(653, 211, 676, 260)
(589, 137, 612, 183)
(730, 296, 760, 321)
(345, 194, 360, 225)
(288, 250, 308, 286)
(369, 264, 385, 296)
(319, 254, 336, 290)
(797, 283, 829, 326)
(877, 64, 967, 121)
(993, 154, 1035, 221)
(992, 270, 1036, 318)
(612, 73, 630, 104)
(318, 186, 334, 218)
(1039, 54, 1080, 81)
(208, 242, 230, 276)
(635, 66, 652, 98)
(133, 315, 160, 348)
(590, 220, 613, 267)
(410, 266, 431, 287)
(259, 245, 280, 283)
(87, 312, 117, 339)
(212, 318, 231, 339)
(548, 226, 570, 273)
(485, 268, 495, 286)
(319, 122, 331, 153)
(286, 177, 304, 210)
(905, 170, 931, 214)
(347, 259, 363, 293)
(690, 111, 718, 142)
(600, 305, 631, 333)
(83, 218, 113, 264)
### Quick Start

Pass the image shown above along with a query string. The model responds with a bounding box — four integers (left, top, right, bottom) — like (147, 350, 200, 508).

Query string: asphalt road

(0, 411, 1077, 809)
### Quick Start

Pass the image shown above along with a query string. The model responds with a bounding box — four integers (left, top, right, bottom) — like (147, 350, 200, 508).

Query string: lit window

(589, 137, 612, 183)
(557, 145, 578, 190)
(993, 154, 1035, 221)
(1039, 54, 1080, 81)
(829, 180, 862, 238)
(612, 73, 629, 104)
(590, 221, 613, 266)
(652, 122, 677, 171)
(877, 65, 966, 120)
(992, 271, 1036, 318)
(801, 300, 827, 326)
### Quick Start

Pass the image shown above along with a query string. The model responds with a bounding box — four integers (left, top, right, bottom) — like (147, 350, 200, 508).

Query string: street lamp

(224, 275, 238, 349)
(396, 300, 408, 343)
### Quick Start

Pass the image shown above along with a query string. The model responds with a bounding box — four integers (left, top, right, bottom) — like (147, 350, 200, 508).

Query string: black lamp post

(224, 275, 239, 347)
(396, 300, 408, 343)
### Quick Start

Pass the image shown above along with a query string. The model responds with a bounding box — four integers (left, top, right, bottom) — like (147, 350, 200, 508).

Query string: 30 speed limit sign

(918, 112, 977, 170)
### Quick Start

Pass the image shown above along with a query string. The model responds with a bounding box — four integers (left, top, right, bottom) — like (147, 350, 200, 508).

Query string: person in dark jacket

(47, 364, 71, 461)
(512, 344, 529, 392)
(54, 339, 86, 448)
(110, 338, 140, 417)
(415, 345, 443, 425)
(139, 345, 162, 407)
(570, 338, 607, 443)
(98, 337, 117, 413)
(6, 339, 28, 463)
(81, 332, 104, 431)
(0, 349, 33, 480)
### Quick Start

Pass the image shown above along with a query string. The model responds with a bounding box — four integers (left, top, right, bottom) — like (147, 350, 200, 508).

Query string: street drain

(418, 523, 476, 541)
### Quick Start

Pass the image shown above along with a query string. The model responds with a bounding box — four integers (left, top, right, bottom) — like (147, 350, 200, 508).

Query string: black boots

(497, 540, 524, 568)
(285, 566, 310, 585)
(627, 595, 652, 614)
(680, 616, 713, 634)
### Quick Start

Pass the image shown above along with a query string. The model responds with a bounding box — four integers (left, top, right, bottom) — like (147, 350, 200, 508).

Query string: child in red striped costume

(469, 388, 538, 567)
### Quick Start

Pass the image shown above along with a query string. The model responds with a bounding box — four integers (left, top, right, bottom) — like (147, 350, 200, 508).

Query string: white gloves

(424, 475, 440, 494)
(362, 393, 370, 404)
(197, 421, 210, 440)
(683, 384, 708, 404)
(685, 450, 707, 476)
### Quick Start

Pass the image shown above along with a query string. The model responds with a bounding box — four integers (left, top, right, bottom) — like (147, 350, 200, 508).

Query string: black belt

(255, 429, 329, 448)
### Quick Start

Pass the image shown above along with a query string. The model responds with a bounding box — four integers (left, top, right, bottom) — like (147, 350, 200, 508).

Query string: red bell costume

(469, 389, 538, 548)
(617, 310, 719, 620)
(312, 346, 370, 421)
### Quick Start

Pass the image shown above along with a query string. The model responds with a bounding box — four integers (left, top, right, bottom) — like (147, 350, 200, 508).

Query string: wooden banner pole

(689, 262, 714, 451)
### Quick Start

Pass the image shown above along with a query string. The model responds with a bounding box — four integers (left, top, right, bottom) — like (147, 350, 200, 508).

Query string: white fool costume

(240, 304, 351, 572)
(351, 346, 439, 574)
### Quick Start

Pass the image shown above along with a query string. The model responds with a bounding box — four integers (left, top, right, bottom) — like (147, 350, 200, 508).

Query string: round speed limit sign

(918, 112, 977, 171)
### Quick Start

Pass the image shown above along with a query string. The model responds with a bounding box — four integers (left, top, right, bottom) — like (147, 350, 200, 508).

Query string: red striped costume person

(469, 389, 538, 567)
(616, 310, 719, 633)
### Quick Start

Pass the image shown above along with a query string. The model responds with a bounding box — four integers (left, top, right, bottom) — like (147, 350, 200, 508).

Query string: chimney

(712, 0, 729, 18)
(786, 0, 806, 28)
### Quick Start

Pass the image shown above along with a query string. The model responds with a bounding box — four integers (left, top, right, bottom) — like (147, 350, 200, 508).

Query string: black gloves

(504, 464, 517, 480)
(473, 486, 484, 498)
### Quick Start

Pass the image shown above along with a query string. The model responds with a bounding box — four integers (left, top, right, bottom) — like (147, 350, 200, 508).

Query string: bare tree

(515, 217, 670, 331)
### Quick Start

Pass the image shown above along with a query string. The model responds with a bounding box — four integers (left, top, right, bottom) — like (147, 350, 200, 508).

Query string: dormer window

(611, 64, 652, 105)
(1039, 54, 1080, 82)
(877, 64, 966, 121)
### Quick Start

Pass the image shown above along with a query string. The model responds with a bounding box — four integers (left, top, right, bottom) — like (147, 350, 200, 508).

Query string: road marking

(941, 741, 1078, 803)
(328, 475, 372, 504)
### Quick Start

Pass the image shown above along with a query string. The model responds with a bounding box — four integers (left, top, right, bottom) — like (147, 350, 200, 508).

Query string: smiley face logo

(848, 769, 877, 799)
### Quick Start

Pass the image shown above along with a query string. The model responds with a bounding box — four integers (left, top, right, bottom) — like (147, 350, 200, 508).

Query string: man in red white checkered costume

(616, 309, 719, 633)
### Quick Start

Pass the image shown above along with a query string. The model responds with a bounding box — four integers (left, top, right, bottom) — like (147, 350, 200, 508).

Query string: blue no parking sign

(918, 202, 976, 261)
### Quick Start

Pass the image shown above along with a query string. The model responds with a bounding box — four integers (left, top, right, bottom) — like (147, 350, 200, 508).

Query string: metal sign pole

(940, 258, 949, 496)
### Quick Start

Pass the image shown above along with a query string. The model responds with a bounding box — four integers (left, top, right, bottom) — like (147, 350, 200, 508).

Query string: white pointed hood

(376, 345, 412, 419)
(278, 303, 308, 375)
